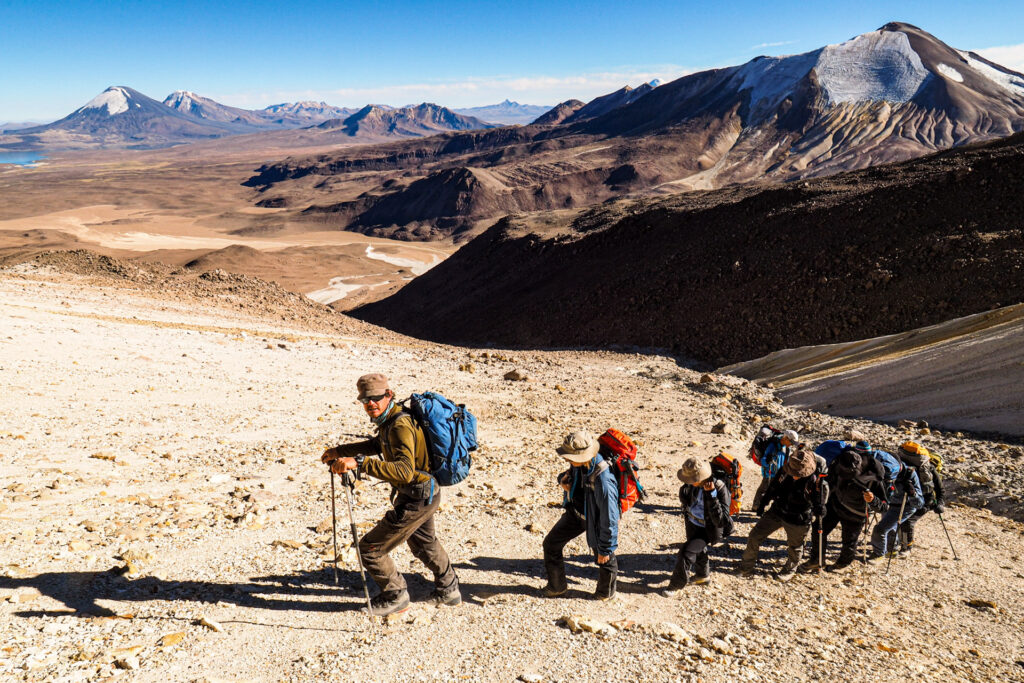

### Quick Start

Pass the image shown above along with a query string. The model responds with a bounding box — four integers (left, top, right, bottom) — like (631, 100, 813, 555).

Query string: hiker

(751, 429, 799, 511)
(896, 441, 945, 557)
(321, 373, 460, 616)
(865, 441, 924, 561)
(542, 431, 620, 600)
(662, 456, 733, 597)
(739, 448, 823, 581)
(803, 446, 886, 572)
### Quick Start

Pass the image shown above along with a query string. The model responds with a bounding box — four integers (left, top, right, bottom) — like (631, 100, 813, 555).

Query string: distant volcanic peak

(78, 86, 134, 115)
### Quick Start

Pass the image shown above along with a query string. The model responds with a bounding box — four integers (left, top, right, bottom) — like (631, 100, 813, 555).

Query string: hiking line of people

(320, 374, 953, 617)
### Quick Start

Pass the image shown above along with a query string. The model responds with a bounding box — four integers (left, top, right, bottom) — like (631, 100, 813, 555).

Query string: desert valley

(2, 18, 1024, 683)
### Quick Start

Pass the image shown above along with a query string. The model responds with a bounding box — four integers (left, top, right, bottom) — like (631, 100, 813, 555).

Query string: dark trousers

(359, 491, 457, 596)
(899, 506, 929, 545)
(811, 506, 865, 564)
(669, 519, 710, 588)
(752, 477, 771, 511)
(543, 511, 617, 597)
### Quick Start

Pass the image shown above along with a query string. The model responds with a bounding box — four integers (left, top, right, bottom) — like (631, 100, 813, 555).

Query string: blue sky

(2, 0, 1024, 121)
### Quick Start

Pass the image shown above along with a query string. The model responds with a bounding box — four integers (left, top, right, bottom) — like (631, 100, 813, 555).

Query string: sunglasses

(357, 393, 389, 405)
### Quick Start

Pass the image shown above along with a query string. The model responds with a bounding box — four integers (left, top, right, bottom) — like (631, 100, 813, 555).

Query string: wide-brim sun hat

(556, 430, 600, 464)
(783, 449, 816, 478)
(677, 456, 712, 484)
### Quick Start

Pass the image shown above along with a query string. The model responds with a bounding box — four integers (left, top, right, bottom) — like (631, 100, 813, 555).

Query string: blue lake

(0, 151, 47, 166)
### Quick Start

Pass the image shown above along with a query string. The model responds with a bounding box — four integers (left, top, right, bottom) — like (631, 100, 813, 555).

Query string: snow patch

(733, 50, 821, 120)
(816, 30, 929, 104)
(80, 87, 130, 116)
(306, 275, 384, 305)
(959, 50, 1024, 96)
(364, 246, 441, 275)
(936, 64, 964, 83)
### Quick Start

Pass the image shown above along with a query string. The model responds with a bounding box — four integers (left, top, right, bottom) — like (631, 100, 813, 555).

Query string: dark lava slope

(352, 132, 1024, 365)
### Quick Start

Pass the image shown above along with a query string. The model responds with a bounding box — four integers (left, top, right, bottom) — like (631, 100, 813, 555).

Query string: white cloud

(974, 43, 1024, 74)
(213, 67, 693, 110)
(750, 40, 797, 51)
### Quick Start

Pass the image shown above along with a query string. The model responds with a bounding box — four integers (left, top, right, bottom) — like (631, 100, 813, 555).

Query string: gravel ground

(1, 265, 1023, 682)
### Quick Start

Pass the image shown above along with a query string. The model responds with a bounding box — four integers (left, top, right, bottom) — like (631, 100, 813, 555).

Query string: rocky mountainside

(318, 103, 497, 139)
(532, 99, 586, 125)
(1, 260, 1022, 681)
(453, 100, 552, 125)
(352, 131, 1024, 364)
(258, 100, 356, 127)
(244, 22, 1024, 241)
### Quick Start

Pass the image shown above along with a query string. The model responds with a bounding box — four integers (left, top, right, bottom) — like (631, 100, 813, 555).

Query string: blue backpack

(814, 440, 850, 467)
(405, 391, 478, 486)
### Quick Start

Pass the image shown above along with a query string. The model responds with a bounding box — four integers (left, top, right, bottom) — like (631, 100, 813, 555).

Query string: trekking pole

(937, 512, 960, 561)
(342, 471, 374, 616)
(885, 492, 908, 575)
(330, 470, 339, 585)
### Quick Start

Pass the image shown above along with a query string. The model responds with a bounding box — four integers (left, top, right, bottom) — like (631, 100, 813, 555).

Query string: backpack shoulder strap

(586, 459, 610, 488)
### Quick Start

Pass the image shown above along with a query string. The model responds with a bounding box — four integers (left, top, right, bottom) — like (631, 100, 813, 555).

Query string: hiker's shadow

(0, 566, 373, 621)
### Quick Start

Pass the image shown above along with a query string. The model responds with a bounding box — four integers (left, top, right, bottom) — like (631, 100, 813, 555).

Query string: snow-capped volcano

(13, 86, 241, 149)
(78, 86, 134, 115)
(162, 90, 282, 130)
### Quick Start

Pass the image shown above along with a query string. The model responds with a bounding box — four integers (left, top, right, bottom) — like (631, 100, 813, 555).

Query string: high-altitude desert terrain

(3, 17, 1024, 683)
(1, 257, 1022, 682)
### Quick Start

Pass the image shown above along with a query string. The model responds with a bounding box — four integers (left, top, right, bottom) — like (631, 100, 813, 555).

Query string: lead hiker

(662, 456, 733, 596)
(321, 373, 460, 616)
(739, 448, 822, 581)
(896, 441, 945, 558)
(542, 430, 620, 600)
(750, 428, 799, 511)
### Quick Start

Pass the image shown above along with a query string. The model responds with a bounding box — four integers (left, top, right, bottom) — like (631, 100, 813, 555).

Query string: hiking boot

(864, 552, 884, 565)
(592, 590, 615, 601)
(691, 571, 711, 586)
(827, 557, 854, 572)
(542, 584, 567, 598)
(774, 565, 797, 582)
(661, 587, 685, 598)
(365, 590, 410, 617)
(798, 561, 821, 573)
(898, 544, 913, 558)
(426, 586, 462, 607)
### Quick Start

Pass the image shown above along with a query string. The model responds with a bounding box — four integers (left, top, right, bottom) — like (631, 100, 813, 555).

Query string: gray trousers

(359, 491, 457, 596)
(740, 509, 810, 571)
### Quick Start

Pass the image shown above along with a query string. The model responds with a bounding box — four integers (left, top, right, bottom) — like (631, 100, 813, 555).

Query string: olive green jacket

(329, 403, 432, 491)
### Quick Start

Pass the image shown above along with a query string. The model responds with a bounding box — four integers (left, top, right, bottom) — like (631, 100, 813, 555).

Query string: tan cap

(677, 456, 712, 485)
(356, 373, 390, 399)
(783, 449, 816, 478)
(556, 431, 600, 464)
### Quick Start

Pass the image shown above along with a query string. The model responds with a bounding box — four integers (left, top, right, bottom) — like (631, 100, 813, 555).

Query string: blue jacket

(564, 456, 620, 555)
(760, 438, 789, 479)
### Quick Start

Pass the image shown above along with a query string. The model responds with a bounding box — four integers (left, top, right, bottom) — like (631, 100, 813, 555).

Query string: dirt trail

(1, 266, 1022, 682)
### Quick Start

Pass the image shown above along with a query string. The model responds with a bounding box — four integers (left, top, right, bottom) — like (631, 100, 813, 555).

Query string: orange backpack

(598, 428, 646, 513)
(711, 451, 743, 516)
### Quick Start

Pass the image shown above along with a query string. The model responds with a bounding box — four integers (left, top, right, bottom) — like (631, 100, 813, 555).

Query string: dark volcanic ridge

(244, 23, 1024, 242)
(350, 131, 1024, 365)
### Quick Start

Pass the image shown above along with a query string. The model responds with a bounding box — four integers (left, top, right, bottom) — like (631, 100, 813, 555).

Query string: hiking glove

(933, 503, 945, 514)
(813, 505, 825, 518)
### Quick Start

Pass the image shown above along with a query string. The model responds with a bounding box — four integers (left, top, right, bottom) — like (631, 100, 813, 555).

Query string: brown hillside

(352, 132, 1024, 365)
